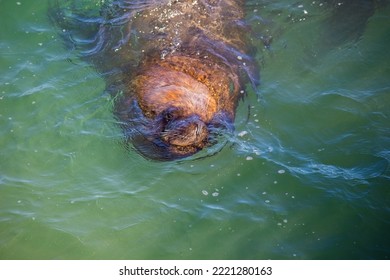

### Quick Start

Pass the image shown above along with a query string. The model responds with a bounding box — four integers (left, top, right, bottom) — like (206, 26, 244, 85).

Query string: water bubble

(278, 169, 286, 174)
(238, 130, 248, 137)
(202, 190, 208, 196)
(212, 192, 219, 197)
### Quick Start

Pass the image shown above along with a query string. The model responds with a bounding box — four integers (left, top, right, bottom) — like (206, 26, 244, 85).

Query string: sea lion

(50, 0, 258, 160)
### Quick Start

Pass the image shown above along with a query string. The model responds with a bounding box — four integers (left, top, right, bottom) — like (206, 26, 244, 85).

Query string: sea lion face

(117, 66, 230, 161)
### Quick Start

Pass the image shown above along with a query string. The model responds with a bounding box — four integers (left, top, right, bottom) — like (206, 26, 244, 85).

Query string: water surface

(1, 0, 389, 259)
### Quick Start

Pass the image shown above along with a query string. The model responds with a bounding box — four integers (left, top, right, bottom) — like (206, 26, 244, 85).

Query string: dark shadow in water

(322, 0, 388, 46)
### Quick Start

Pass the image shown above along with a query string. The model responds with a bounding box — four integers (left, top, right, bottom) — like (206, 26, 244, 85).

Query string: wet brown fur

(113, 0, 256, 160)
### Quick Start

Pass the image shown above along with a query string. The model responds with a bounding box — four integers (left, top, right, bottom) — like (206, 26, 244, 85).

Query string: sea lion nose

(161, 115, 208, 147)
(193, 120, 208, 142)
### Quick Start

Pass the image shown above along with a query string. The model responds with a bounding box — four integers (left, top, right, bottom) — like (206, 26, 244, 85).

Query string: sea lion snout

(161, 111, 208, 148)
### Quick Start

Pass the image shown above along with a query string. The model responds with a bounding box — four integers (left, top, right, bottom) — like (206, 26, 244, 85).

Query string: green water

(1, 0, 389, 259)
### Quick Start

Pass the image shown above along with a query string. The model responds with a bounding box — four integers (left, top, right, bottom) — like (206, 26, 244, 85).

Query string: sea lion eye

(162, 107, 180, 123)
(165, 111, 174, 122)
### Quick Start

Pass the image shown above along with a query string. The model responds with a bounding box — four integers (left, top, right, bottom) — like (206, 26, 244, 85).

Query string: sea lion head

(115, 64, 233, 161)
